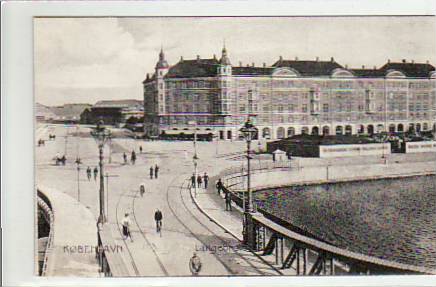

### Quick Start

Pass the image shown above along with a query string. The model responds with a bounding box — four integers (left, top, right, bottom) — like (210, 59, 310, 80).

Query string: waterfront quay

(36, 124, 436, 276)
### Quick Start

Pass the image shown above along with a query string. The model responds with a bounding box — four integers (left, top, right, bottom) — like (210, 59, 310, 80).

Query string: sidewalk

(38, 185, 100, 277)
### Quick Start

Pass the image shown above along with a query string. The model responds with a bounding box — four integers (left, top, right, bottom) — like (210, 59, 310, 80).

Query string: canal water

(255, 175, 436, 269)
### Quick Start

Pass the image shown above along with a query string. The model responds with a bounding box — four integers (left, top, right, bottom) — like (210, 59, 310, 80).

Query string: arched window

(322, 126, 330, 136)
(358, 125, 365, 134)
(287, 127, 295, 137)
(311, 126, 319, 135)
(277, 127, 285, 139)
(301, 127, 309, 135)
(262, 127, 271, 139)
(408, 123, 415, 132)
(345, 125, 352, 135)
(389, 124, 396, 133)
(335, 126, 343, 135)
(416, 123, 421, 132)
(397, 124, 404, 132)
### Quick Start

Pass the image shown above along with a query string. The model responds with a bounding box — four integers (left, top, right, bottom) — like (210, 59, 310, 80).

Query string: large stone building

(143, 47, 436, 140)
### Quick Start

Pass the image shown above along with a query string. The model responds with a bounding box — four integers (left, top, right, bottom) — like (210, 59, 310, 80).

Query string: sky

(34, 16, 436, 106)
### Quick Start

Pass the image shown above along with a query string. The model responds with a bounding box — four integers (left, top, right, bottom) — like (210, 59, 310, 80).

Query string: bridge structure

(219, 163, 436, 276)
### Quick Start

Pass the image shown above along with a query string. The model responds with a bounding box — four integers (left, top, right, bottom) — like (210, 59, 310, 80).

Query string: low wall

(226, 161, 435, 192)
(405, 141, 436, 153)
(319, 143, 391, 158)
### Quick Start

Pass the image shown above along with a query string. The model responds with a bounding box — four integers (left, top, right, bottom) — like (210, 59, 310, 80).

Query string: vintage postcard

(33, 16, 436, 279)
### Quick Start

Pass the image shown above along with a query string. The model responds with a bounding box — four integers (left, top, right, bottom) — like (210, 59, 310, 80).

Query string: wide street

(36, 124, 280, 276)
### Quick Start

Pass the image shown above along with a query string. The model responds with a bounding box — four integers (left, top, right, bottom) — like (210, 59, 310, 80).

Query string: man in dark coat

(150, 166, 154, 179)
(225, 191, 232, 211)
(190, 173, 196, 188)
(93, 167, 98, 181)
(154, 209, 163, 234)
(154, 164, 159, 179)
(216, 178, 223, 195)
(203, 172, 209, 189)
(197, 175, 202, 188)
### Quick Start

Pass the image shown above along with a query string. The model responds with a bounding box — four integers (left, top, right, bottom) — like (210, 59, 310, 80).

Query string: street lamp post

(239, 118, 258, 246)
(75, 159, 81, 202)
(90, 120, 111, 225)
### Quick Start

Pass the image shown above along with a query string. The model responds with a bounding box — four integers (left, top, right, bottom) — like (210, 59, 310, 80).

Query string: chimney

(239, 61, 242, 66)
(180, 56, 184, 61)
(213, 54, 217, 60)
(252, 62, 255, 67)
(146, 73, 150, 80)
(331, 57, 334, 62)
(246, 64, 250, 67)
(316, 57, 319, 61)
(295, 56, 298, 61)
(373, 66, 377, 70)
(197, 55, 200, 60)
(362, 65, 365, 69)
(426, 60, 430, 64)
(279, 56, 283, 61)
(402, 59, 406, 63)
(263, 63, 266, 67)
(411, 60, 414, 64)
(388, 59, 390, 63)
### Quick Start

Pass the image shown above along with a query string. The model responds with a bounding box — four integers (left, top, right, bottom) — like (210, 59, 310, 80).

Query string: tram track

(177, 178, 283, 276)
(115, 189, 140, 276)
(131, 190, 169, 276)
(165, 175, 237, 275)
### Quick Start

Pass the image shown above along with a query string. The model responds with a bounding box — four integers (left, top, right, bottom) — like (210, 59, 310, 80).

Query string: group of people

(123, 150, 137, 165)
(215, 178, 232, 211)
(190, 172, 209, 189)
(86, 166, 99, 181)
(149, 165, 159, 179)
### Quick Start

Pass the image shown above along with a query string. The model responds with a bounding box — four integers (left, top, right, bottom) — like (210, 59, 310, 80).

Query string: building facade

(143, 47, 436, 140)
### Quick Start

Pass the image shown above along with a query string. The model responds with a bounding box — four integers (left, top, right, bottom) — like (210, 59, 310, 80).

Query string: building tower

(218, 44, 233, 139)
(154, 47, 169, 135)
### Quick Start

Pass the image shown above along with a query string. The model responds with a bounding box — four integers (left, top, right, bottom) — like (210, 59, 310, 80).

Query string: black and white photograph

(4, 8, 436, 284)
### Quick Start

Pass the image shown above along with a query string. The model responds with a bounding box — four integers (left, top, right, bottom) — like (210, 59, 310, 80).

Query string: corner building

(143, 47, 436, 140)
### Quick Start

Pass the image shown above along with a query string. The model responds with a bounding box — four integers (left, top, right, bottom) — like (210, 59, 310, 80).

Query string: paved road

(36, 124, 279, 276)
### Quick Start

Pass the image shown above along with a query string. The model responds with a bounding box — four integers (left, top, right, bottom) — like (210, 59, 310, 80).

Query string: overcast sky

(34, 16, 436, 106)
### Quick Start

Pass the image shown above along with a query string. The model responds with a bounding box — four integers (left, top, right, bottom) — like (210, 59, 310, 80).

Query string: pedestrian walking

(225, 191, 232, 211)
(149, 166, 154, 179)
(131, 150, 136, 165)
(216, 178, 223, 195)
(139, 184, 145, 197)
(154, 209, 163, 235)
(203, 172, 209, 189)
(189, 252, 202, 276)
(123, 152, 127, 165)
(190, 173, 196, 188)
(139, 145, 143, 153)
(197, 175, 202, 188)
(154, 164, 159, 179)
(93, 167, 98, 181)
(121, 213, 133, 242)
(86, 166, 92, 181)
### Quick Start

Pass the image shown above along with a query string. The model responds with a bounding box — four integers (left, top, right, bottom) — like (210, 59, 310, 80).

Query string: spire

(219, 41, 231, 65)
(156, 46, 169, 69)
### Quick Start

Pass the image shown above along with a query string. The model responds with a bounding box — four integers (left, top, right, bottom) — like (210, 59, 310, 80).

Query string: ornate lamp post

(90, 120, 111, 224)
(239, 118, 258, 246)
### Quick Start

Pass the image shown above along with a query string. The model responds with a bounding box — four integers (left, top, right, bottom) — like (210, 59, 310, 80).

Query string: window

(278, 105, 284, 112)
(288, 104, 295, 112)
(302, 104, 308, 113)
(323, 103, 329, 112)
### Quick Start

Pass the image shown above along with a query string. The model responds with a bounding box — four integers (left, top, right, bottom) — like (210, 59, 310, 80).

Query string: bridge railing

(97, 225, 129, 277)
(37, 189, 55, 276)
(219, 170, 435, 275)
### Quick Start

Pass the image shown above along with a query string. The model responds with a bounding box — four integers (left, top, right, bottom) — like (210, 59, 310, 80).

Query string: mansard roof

(272, 59, 344, 76)
(233, 66, 274, 76)
(164, 58, 220, 78)
(350, 68, 386, 78)
(378, 62, 435, 78)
